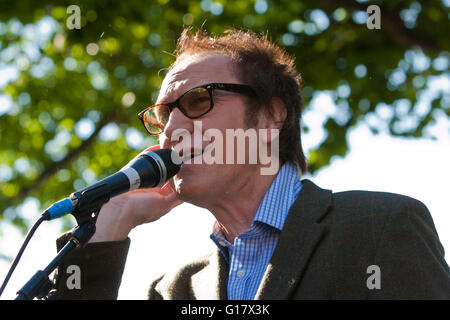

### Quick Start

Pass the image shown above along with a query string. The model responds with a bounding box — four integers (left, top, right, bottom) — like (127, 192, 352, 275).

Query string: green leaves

(0, 0, 448, 232)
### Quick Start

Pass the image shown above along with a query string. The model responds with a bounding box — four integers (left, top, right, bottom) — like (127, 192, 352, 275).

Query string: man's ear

(270, 97, 287, 129)
(260, 97, 286, 143)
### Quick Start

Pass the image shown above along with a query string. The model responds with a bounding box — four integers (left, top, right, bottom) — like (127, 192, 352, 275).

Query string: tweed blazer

(52, 179, 450, 299)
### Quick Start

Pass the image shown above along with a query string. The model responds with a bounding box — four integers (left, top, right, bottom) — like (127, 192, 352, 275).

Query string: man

(52, 29, 450, 299)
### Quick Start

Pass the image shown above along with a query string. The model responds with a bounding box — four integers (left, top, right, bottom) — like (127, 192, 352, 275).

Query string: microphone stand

(14, 184, 109, 300)
(15, 220, 96, 300)
(15, 182, 114, 300)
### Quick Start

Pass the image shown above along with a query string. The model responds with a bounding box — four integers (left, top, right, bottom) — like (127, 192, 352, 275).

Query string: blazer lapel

(190, 248, 228, 299)
(254, 179, 332, 300)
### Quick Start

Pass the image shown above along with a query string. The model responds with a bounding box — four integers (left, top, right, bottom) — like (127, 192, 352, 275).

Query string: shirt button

(218, 240, 227, 247)
(236, 270, 245, 278)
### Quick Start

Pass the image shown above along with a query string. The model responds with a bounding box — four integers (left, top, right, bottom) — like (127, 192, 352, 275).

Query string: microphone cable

(0, 214, 47, 297)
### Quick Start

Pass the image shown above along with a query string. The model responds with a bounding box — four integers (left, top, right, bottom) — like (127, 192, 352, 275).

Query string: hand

(89, 182, 182, 242)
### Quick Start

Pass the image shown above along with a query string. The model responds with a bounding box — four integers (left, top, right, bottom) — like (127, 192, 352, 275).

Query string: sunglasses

(138, 82, 255, 135)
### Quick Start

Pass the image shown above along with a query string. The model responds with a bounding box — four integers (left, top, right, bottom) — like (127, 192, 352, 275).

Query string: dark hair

(170, 28, 307, 173)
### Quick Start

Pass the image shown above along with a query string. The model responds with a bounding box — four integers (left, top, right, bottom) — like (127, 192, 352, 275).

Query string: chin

(173, 169, 206, 203)
(172, 166, 217, 206)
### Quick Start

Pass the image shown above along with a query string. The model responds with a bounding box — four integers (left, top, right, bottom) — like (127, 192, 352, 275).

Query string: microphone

(42, 147, 181, 221)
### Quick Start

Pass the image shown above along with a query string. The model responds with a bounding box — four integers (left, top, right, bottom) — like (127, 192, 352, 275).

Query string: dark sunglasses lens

(142, 105, 170, 134)
(179, 87, 212, 117)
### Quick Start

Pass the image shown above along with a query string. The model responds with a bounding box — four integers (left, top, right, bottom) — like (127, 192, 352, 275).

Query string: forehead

(158, 53, 240, 102)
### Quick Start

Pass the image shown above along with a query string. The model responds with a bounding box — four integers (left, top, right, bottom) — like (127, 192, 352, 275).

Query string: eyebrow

(156, 88, 180, 105)
(157, 83, 197, 105)
(157, 79, 192, 104)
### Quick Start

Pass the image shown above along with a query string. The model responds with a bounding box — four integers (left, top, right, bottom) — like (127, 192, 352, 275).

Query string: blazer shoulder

(314, 187, 449, 299)
(333, 188, 426, 203)
(325, 189, 439, 257)
(331, 188, 430, 222)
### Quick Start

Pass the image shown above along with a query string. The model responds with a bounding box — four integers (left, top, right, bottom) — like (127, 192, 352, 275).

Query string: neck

(206, 166, 278, 243)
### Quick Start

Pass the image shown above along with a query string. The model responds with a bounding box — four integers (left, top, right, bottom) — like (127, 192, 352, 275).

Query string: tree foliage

(0, 0, 449, 232)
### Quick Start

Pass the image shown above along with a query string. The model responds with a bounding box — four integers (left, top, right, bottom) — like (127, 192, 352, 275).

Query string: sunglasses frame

(138, 82, 255, 135)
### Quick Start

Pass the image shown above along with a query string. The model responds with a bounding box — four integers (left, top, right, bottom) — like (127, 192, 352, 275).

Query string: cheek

(207, 98, 248, 126)
(160, 134, 170, 149)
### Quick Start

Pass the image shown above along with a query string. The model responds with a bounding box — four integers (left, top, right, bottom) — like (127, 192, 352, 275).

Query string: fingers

(165, 191, 183, 208)
(125, 181, 175, 196)
(159, 181, 176, 196)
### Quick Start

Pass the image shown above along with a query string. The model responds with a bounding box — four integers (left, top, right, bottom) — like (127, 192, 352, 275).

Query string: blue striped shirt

(210, 163, 303, 300)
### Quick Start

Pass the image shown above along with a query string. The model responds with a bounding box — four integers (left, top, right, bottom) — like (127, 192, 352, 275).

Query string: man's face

(158, 53, 260, 205)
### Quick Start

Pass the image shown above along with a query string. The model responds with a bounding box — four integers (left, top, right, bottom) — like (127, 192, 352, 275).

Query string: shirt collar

(210, 162, 303, 247)
(252, 162, 303, 231)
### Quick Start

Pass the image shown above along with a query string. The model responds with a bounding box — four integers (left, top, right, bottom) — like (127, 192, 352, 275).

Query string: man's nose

(160, 107, 194, 147)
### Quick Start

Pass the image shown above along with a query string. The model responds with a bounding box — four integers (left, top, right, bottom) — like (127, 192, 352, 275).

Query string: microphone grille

(143, 149, 181, 185)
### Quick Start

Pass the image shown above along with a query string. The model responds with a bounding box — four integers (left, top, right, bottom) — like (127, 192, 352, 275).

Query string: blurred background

(0, 0, 449, 299)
